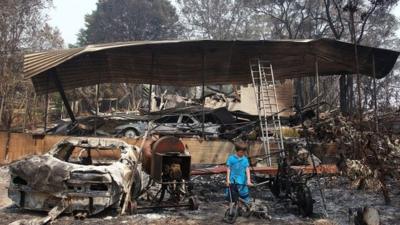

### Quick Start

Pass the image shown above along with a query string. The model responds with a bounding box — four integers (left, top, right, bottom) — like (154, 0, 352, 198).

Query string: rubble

(295, 148, 322, 167)
(344, 159, 382, 191)
(300, 111, 400, 204)
(2, 167, 400, 224)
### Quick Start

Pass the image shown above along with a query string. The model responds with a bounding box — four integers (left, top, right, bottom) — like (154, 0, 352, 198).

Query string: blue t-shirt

(226, 154, 249, 185)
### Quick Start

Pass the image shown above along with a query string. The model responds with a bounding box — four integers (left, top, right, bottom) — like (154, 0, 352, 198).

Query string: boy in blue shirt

(226, 142, 253, 204)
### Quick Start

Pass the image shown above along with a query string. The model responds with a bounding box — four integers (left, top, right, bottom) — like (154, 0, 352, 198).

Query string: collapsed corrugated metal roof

(24, 39, 399, 95)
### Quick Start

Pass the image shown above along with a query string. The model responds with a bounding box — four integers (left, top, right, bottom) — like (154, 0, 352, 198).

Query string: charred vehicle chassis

(8, 137, 147, 217)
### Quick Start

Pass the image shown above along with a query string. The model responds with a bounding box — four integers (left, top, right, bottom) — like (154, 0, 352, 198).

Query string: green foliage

(78, 0, 182, 45)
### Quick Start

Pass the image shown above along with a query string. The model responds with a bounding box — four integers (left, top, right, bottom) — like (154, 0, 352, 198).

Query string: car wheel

(124, 128, 138, 138)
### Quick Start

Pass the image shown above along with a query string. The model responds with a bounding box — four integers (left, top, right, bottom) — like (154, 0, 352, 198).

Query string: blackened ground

(0, 167, 399, 225)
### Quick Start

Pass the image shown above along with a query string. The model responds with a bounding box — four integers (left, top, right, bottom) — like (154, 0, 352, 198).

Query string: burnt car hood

(9, 155, 129, 194)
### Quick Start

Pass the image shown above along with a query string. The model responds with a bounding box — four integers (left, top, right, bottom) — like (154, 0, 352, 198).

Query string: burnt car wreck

(7, 136, 198, 223)
(8, 137, 146, 218)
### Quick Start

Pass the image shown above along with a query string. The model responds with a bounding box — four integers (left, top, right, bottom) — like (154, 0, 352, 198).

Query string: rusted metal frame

(372, 53, 379, 132)
(50, 69, 76, 123)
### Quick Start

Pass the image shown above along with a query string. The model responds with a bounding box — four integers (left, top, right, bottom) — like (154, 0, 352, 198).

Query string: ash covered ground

(0, 166, 399, 225)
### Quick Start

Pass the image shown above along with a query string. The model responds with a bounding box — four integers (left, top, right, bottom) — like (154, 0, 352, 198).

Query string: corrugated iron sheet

(23, 39, 399, 95)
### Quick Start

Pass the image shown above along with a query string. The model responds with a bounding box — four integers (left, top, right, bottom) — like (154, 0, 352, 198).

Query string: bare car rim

(124, 129, 137, 138)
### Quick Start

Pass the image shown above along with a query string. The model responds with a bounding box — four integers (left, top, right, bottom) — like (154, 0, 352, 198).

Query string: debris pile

(344, 159, 382, 191)
(301, 111, 400, 203)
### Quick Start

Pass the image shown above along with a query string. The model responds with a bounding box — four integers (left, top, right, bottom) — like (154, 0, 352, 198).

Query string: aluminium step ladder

(249, 58, 285, 166)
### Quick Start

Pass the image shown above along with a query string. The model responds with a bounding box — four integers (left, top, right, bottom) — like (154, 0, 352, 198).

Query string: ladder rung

(260, 103, 275, 105)
(250, 60, 284, 159)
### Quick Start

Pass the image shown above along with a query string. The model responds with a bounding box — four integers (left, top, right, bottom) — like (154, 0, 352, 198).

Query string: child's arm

(226, 167, 230, 186)
(246, 167, 253, 186)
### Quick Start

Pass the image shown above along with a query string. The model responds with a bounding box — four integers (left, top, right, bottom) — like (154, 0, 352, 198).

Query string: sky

(48, 0, 400, 46)
(48, 0, 98, 45)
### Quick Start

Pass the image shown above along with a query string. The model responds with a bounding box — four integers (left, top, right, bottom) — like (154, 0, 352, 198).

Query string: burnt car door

(152, 115, 180, 134)
(177, 114, 200, 133)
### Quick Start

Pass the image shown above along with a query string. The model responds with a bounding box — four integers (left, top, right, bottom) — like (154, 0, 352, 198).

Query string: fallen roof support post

(50, 69, 76, 123)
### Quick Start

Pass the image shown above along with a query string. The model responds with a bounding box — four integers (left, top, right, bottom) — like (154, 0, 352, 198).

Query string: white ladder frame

(249, 58, 285, 166)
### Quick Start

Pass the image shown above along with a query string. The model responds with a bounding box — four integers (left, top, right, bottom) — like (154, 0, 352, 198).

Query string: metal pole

(94, 83, 99, 136)
(22, 89, 28, 132)
(201, 49, 205, 138)
(149, 51, 155, 112)
(148, 84, 152, 112)
(372, 54, 379, 132)
(96, 85, 100, 116)
(315, 57, 320, 122)
(44, 76, 49, 133)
